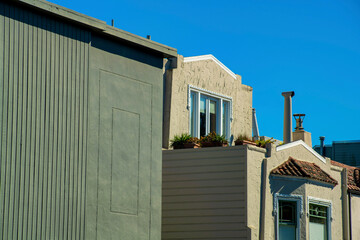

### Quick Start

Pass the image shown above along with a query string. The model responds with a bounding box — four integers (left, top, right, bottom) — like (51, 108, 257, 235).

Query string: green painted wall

(0, 1, 165, 239)
(86, 35, 164, 240)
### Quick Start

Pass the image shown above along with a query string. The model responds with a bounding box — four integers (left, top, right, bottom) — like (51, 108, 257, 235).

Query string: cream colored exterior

(162, 140, 356, 239)
(293, 130, 312, 147)
(350, 194, 360, 239)
(243, 141, 345, 240)
(163, 54, 253, 148)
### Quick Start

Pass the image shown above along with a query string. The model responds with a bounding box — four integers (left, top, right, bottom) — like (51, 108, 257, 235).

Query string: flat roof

(12, 0, 177, 58)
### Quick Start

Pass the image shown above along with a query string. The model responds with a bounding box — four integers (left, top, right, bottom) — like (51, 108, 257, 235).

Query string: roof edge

(276, 140, 326, 163)
(12, 0, 177, 58)
(271, 175, 337, 187)
(183, 54, 237, 79)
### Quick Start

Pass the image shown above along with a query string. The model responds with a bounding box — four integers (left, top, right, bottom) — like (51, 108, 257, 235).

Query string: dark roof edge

(12, 0, 177, 58)
(348, 189, 360, 195)
(270, 175, 337, 187)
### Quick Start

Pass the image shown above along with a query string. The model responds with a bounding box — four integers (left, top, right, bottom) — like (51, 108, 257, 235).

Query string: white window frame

(307, 197, 332, 240)
(188, 85, 232, 139)
(274, 193, 303, 240)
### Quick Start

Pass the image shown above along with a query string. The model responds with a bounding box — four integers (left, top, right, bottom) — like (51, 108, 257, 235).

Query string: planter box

(173, 143, 200, 149)
(235, 139, 257, 146)
(201, 142, 228, 148)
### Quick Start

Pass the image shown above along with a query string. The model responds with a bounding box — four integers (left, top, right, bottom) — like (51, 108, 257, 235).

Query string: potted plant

(171, 133, 200, 149)
(199, 132, 228, 148)
(255, 137, 275, 148)
(234, 134, 256, 146)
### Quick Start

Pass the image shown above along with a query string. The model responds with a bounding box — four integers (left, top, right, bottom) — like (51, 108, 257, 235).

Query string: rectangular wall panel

(111, 108, 140, 215)
(0, 2, 90, 239)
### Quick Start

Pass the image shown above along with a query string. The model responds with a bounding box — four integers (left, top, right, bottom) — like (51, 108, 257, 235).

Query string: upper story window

(274, 193, 303, 240)
(279, 200, 297, 240)
(188, 85, 232, 139)
(308, 197, 332, 240)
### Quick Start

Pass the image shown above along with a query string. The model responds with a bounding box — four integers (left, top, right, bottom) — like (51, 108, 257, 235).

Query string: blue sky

(50, 0, 360, 146)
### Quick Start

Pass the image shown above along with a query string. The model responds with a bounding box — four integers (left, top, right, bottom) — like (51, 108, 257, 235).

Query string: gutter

(342, 168, 350, 240)
(349, 192, 352, 240)
(259, 158, 268, 240)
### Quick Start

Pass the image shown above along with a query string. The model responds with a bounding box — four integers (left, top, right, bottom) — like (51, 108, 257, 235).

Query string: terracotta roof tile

(271, 157, 338, 186)
(331, 160, 360, 194)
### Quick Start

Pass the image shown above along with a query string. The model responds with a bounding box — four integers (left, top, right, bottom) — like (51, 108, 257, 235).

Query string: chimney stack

(319, 136, 325, 156)
(282, 91, 295, 144)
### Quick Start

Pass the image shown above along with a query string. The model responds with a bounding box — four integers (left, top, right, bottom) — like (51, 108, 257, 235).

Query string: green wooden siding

(0, 2, 90, 239)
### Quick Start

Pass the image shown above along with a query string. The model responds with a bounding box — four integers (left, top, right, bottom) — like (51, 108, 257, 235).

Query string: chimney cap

(320, 136, 325, 140)
(293, 113, 305, 131)
(282, 91, 295, 97)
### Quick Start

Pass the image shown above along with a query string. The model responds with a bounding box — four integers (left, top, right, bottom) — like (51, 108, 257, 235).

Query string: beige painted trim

(183, 54, 237, 79)
(276, 140, 326, 163)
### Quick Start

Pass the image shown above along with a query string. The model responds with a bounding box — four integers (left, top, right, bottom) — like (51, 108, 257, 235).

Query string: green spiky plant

(171, 133, 199, 149)
(200, 132, 228, 147)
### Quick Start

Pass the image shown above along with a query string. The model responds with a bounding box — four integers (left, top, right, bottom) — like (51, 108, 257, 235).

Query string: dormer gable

(183, 54, 237, 79)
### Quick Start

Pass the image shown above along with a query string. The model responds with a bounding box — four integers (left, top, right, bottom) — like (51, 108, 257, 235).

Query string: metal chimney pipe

(252, 108, 260, 141)
(282, 91, 295, 144)
(319, 136, 325, 156)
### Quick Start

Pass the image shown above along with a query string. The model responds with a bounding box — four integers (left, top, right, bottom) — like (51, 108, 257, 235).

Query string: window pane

(190, 92, 196, 136)
(279, 200, 297, 240)
(309, 203, 328, 240)
(200, 96, 206, 137)
(222, 101, 229, 138)
(280, 225, 296, 240)
(279, 200, 296, 224)
(210, 100, 217, 133)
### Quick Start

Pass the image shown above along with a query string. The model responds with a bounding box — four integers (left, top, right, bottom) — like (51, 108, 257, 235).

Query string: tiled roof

(331, 160, 360, 194)
(271, 157, 338, 186)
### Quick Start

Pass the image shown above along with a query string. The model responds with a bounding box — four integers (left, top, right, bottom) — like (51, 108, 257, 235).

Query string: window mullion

(206, 98, 210, 135)
(219, 99, 223, 136)
(196, 92, 200, 138)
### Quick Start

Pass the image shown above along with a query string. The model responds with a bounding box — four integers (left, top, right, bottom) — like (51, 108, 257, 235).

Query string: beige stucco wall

(163, 55, 253, 148)
(162, 141, 350, 239)
(351, 194, 360, 239)
(246, 147, 267, 239)
(247, 142, 344, 240)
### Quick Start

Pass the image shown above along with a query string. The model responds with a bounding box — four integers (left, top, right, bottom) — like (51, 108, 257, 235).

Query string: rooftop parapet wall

(162, 145, 265, 239)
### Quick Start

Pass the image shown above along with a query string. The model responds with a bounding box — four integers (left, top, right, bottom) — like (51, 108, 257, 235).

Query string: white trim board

(276, 140, 326, 163)
(187, 84, 233, 120)
(183, 54, 237, 79)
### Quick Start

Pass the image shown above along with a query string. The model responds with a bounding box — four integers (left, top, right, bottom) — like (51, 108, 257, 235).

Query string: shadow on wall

(91, 34, 164, 68)
(0, 2, 91, 43)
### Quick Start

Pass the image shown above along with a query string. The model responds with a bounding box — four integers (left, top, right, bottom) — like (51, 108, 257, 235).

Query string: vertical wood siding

(0, 3, 90, 239)
(162, 148, 248, 239)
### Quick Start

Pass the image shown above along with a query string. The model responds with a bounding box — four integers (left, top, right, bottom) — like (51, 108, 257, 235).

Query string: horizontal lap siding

(0, 3, 89, 239)
(162, 148, 247, 239)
